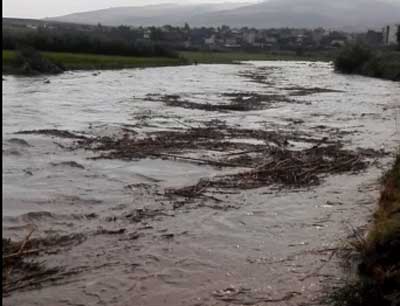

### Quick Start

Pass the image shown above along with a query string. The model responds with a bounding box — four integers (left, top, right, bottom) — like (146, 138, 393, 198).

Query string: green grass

(3, 50, 185, 73)
(43, 51, 185, 70)
(3, 49, 335, 74)
(180, 50, 334, 64)
(3, 50, 17, 64)
(369, 153, 400, 247)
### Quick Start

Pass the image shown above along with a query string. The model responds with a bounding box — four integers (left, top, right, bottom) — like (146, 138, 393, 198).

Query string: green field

(2, 50, 17, 64)
(2, 50, 185, 73)
(180, 50, 334, 64)
(2, 49, 334, 74)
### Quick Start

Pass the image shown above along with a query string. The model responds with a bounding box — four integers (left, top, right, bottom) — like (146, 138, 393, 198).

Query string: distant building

(243, 31, 256, 44)
(312, 28, 326, 46)
(383, 23, 399, 45)
(224, 37, 241, 48)
(330, 39, 346, 47)
(204, 34, 216, 45)
(26, 24, 38, 30)
(363, 30, 384, 46)
(143, 29, 151, 39)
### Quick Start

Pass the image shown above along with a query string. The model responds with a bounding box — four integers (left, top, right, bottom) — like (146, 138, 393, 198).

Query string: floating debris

(50, 161, 85, 169)
(144, 92, 296, 112)
(168, 144, 385, 198)
(15, 129, 88, 139)
(282, 86, 343, 96)
(2, 230, 85, 296)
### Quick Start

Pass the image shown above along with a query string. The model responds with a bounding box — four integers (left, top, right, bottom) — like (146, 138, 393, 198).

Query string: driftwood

(168, 144, 375, 198)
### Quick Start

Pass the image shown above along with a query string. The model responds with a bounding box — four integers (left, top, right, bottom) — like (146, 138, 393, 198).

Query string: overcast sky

(3, 0, 260, 19)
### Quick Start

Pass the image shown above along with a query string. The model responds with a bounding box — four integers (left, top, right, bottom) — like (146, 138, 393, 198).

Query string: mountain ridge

(48, 0, 400, 31)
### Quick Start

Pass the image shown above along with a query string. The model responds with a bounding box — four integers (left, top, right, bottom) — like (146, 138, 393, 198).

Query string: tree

(334, 43, 374, 74)
(150, 27, 163, 41)
(397, 25, 400, 48)
(184, 22, 190, 32)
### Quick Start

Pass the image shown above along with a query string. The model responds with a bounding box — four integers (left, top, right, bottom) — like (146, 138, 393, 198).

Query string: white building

(383, 23, 399, 45)
(204, 34, 216, 45)
(243, 31, 256, 44)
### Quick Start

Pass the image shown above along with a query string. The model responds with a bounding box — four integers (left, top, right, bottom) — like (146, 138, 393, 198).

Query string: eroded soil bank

(2, 61, 400, 305)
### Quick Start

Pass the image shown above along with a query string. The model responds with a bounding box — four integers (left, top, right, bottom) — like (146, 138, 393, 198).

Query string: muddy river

(2, 61, 400, 305)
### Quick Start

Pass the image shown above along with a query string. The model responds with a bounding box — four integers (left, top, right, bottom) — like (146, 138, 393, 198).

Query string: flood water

(2, 61, 400, 305)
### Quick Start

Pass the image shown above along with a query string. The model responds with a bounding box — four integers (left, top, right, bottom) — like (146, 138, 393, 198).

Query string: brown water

(2, 61, 400, 305)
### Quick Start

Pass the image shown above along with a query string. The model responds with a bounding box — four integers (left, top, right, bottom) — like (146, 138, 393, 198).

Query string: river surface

(2, 62, 400, 306)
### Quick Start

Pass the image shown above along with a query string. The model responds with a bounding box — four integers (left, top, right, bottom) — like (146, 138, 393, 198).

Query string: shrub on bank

(334, 44, 400, 81)
(14, 46, 64, 75)
(334, 44, 374, 74)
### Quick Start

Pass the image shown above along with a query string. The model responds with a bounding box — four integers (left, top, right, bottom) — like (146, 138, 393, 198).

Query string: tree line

(2, 25, 179, 58)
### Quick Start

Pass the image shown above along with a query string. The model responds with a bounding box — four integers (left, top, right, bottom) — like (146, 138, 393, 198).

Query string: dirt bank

(329, 153, 400, 306)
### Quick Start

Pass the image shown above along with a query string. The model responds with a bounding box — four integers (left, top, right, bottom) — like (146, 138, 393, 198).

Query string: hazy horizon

(2, 0, 260, 19)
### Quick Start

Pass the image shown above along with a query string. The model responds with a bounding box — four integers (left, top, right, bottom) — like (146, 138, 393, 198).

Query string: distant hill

(46, 3, 252, 27)
(48, 0, 400, 31)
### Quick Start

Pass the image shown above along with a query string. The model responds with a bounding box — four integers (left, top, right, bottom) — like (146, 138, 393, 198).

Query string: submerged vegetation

(334, 44, 400, 81)
(330, 153, 400, 306)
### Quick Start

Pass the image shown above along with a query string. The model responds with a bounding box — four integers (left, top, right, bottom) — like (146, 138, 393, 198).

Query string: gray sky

(3, 0, 259, 19)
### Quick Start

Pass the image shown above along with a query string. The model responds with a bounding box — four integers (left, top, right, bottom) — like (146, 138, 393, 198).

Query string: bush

(334, 44, 400, 81)
(334, 43, 374, 74)
(14, 46, 64, 74)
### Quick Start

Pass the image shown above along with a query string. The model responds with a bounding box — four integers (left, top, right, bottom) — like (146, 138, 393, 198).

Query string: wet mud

(2, 61, 399, 305)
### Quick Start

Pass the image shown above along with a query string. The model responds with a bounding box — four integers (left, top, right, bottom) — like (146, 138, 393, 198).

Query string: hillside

(46, 3, 252, 27)
(48, 0, 400, 31)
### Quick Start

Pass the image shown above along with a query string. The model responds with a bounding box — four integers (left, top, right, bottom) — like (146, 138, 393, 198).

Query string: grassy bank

(334, 45, 400, 81)
(181, 50, 334, 64)
(2, 50, 186, 74)
(3, 49, 335, 75)
(331, 153, 400, 306)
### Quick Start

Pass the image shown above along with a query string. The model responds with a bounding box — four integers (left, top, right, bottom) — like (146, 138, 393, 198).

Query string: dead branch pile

(74, 126, 314, 161)
(2, 230, 56, 295)
(282, 86, 343, 96)
(167, 144, 375, 197)
(2, 231, 85, 296)
(15, 129, 87, 139)
(144, 92, 294, 112)
(238, 67, 280, 85)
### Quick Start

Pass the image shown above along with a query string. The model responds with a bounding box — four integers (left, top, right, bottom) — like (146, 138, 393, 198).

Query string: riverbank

(331, 153, 400, 306)
(334, 45, 400, 81)
(2, 50, 186, 74)
(181, 50, 334, 64)
(3, 49, 335, 75)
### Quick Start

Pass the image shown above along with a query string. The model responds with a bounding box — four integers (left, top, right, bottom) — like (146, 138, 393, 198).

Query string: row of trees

(3, 26, 178, 58)
(397, 26, 400, 49)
